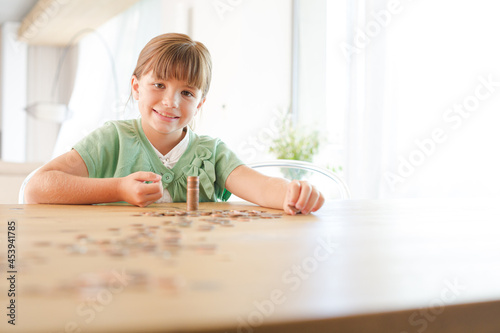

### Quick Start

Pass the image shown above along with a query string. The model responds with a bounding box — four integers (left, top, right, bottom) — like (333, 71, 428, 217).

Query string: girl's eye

(182, 90, 194, 97)
(154, 83, 165, 89)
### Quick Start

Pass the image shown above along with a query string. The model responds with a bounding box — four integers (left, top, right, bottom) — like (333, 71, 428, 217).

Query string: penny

(127, 271, 150, 287)
(288, 204, 301, 214)
(248, 210, 262, 216)
(67, 244, 87, 255)
(151, 212, 165, 217)
(75, 234, 89, 243)
(164, 237, 181, 245)
(165, 228, 181, 234)
(178, 220, 193, 228)
(229, 210, 244, 217)
(261, 213, 277, 219)
(142, 243, 157, 252)
(198, 224, 214, 231)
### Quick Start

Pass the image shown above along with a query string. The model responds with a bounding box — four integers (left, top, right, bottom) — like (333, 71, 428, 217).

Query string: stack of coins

(186, 176, 199, 211)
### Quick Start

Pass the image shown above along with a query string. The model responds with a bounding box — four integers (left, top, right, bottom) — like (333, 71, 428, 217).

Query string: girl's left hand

(284, 180, 325, 215)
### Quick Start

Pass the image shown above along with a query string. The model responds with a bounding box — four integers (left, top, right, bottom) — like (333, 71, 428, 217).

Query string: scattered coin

(198, 224, 214, 231)
(177, 220, 193, 228)
(33, 241, 52, 247)
(288, 204, 301, 214)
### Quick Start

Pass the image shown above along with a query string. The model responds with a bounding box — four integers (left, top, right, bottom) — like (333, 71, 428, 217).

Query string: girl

(25, 33, 324, 215)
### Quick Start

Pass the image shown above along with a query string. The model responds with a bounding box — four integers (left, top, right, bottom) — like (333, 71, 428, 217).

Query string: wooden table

(1, 199, 500, 333)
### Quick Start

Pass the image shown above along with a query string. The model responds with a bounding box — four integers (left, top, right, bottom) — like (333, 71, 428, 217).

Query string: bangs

(144, 43, 210, 95)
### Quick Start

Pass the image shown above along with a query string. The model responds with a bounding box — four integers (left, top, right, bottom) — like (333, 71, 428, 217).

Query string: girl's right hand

(284, 180, 324, 215)
(119, 172, 163, 207)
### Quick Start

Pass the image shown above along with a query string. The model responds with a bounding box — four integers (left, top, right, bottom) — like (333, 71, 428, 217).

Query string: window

(340, 0, 500, 198)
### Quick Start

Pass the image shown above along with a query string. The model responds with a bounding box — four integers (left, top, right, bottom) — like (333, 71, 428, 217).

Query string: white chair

(0, 161, 41, 204)
(18, 167, 41, 204)
(18, 160, 351, 203)
(247, 159, 350, 200)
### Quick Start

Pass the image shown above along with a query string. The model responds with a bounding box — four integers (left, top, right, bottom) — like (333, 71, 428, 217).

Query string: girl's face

(131, 71, 205, 141)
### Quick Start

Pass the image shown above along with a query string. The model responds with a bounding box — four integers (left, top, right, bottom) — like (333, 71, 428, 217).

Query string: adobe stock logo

(20, 0, 70, 41)
(212, 0, 244, 20)
(58, 268, 134, 333)
(236, 234, 339, 333)
(340, 0, 409, 62)
(384, 74, 499, 191)
(400, 278, 466, 333)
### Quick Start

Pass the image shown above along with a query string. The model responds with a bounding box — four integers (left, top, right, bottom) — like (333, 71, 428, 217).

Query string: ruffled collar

(149, 127, 190, 169)
(181, 144, 216, 199)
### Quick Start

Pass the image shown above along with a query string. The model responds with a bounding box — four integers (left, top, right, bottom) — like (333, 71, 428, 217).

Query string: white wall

(0, 22, 27, 162)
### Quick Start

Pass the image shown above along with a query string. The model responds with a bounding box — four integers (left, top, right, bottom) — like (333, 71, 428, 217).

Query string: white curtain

(341, 0, 500, 199)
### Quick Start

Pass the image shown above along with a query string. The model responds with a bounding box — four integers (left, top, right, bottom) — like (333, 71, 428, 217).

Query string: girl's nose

(162, 92, 179, 108)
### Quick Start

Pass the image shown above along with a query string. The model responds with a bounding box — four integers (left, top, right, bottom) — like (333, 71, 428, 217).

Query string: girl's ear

(196, 97, 206, 115)
(131, 75, 140, 100)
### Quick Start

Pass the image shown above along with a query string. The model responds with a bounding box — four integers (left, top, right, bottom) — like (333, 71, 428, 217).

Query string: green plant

(268, 113, 320, 179)
(327, 164, 343, 174)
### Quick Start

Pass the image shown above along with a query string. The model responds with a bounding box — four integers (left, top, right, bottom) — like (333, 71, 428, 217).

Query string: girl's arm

(225, 165, 324, 215)
(24, 149, 163, 207)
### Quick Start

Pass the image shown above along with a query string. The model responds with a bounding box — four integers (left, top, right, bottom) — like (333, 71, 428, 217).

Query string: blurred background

(1, 0, 500, 201)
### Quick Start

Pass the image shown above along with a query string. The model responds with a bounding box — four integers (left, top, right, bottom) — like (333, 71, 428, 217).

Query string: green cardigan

(73, 118, 243, 202)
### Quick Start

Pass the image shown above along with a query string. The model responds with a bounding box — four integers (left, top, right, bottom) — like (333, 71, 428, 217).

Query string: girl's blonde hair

(133, 33, 212, 98)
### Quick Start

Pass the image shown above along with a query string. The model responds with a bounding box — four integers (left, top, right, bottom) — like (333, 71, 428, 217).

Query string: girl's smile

(153, 109, 180, 120)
